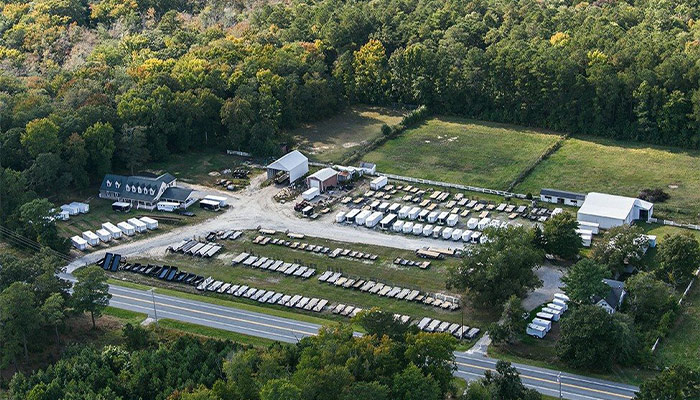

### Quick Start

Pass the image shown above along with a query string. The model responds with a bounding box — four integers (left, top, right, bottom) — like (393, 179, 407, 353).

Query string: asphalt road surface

(106, 283, 639, 400)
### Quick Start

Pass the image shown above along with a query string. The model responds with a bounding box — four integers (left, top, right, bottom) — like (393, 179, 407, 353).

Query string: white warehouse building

(577, 192, 653, 230)
(266, 150, 309, 184)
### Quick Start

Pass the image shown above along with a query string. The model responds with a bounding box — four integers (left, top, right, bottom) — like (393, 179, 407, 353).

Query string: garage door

(310, 179, 321, 190)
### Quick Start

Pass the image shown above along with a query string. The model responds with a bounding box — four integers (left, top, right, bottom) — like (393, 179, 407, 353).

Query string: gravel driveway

(68, 173, 458, 272)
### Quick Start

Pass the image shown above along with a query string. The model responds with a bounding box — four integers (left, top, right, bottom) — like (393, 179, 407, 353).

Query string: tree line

(0, 251, 111, 372)
(2, 0, 700, 251)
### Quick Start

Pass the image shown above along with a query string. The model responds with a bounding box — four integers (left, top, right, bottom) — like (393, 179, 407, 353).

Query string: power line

(0, 225, 72, 262)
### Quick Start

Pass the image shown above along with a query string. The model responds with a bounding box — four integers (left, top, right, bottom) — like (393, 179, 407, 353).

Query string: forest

(2, 0, 700, 249)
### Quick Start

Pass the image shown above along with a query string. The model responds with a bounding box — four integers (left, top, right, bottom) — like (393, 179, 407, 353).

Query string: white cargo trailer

(422, 224, 434, 236)
(392, 220, 405, 232)
(355, 210, 372, 225)
(128, 218, 148, 233)
(365, 211, 383, 228)
(370, 176, 388, 190)
(102, 222, 122, 239)
(117, 221, 136, 236)
(442, 227, 454, 240)
(402, 222, 414, 234)
(71, 235, 88, 251)
(335, 211, 346, 223)
(412, 223, 424, 235)
(477, 218, 491, 230)
(139, 216, 159, 230)
(398, 206, 411, 219)
(427, 211, 439, 223)
(467, 217, 479, 229)
(408, 207, 421, 220)
(96, 228, 112, 242)
(451, 229, 463, 241)
(82, 231, 99, 246)
(446, 214, 459, 227)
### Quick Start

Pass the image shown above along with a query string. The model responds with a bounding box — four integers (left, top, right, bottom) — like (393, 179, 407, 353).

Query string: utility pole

(558, 371, 562, 399)
(149, 288, 158, 326)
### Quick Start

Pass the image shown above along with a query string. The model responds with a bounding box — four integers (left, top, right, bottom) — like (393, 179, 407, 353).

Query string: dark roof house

(593, 279, 626, 314)
(99, 173, 194, 210)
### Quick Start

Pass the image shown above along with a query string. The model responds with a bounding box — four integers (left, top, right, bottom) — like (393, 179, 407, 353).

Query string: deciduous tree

(72, 266, 111, 329)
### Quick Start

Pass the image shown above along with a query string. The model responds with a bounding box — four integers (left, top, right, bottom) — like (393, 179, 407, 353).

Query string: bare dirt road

(67, 173, 454, 272)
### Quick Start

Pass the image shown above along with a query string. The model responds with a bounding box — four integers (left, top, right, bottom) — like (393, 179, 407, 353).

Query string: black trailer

(158, 266, 171, 279)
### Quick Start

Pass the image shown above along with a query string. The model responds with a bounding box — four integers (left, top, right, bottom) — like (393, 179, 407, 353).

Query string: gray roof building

(99, 172, 193, 210)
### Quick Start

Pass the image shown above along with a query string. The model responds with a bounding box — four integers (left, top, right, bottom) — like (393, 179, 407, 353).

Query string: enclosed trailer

(418, 209, 430, 221)
(532, 318, 552, 332)
(537, 311, 555, 321)
(355, 210, 372, 225)
(477, 218, 491, 230)
(199, 199, 221, 211)
(554, 293, 570, 303)
(378, 202, 390, 213)
(82, 231, 100, 246)
(370, 200, 381, 210)
(156, 201, 178, 212)
(398, 206, 411, 219)
(442, 227, 454, 240)
(432, 226, 443, 238)
(203, 195, 228, 207)
(96, 228, 112, 242)
(456, 228, 472, 241)
(392, 220, 405, 232)
(542, 307, 561, 321)
(71, 235, 88, 251)
(423, 224, 434, 236)
(345, 208, 361, 223)
(388, 203, 401, 213)
(61, 204, 80, 215)
(417, 317, 432, 330)
(128, 218, 148, 233)
(302, 187, 320, 201)
(526, 323, 547, 339)
(370, 176, 388, 190)
(102, 222, 122, 239)
(427, 211, 439, 223)
(446, 214, 459, 227)
(117, 221, 136, 236)
(466, 217, 479, 229)
(365, 211, 383, 228)
(412, 223, 424, 235)
(552, 299, 568, 311)
(402, 221, 414, 234)
(140, 216, 158, 230)
(471, 231, 482, 244)
(408, 207, 421, 220)
(335, 211, 346, 223)
(380, 214, 397, 229)
(451, 228, 463, 241)
(70, 202, 90, 213)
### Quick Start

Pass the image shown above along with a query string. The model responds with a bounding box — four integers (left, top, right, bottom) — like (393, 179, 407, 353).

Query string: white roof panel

(578, 192, 652, 220)
(267, 150, 308, 171)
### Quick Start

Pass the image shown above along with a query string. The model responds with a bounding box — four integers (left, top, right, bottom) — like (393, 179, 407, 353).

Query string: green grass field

(516, 136, 700, 223)
(291, 105, 405, 163)
(655, 275, 700, 370)
(110, 231, 497, 328)
(362, 117, 562, 190)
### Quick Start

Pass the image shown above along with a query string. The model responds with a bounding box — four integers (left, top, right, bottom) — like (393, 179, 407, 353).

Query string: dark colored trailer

(175, 272, 187, 282)
(158, 266, 171, 279)
(183, 273, 196, 283)
(110, 254, 121, 271)
(150, 266, 163, 276)
(166, 268, 178, 281)
(102, 253, 113, 271)
(191, 276, 204, 286)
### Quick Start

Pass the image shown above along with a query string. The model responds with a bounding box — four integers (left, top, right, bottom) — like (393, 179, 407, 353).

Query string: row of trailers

(416, 317, 480, 340)
(195, 276, 329, 313)
(71, 217, 158, 251)
(526, 293, 570, 339)
(169, 239, 222, 258)
(232, 252, 316, 279)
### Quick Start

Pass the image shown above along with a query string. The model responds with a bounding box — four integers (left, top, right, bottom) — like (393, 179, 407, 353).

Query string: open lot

(516, 136, 700, 223)
(111, 231, 497, 328)
(292, 105, 405, 163)
(655, 280, 700, 370)
(362, 117, 562, 190)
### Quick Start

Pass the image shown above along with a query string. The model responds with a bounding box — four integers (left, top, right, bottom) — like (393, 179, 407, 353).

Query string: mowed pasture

(516, 136, 700, 222)
(362, 117, 562, 190)
(291, 105, 405, 163)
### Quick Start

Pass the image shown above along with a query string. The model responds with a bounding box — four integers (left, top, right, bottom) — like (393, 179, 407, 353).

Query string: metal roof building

(266, 150, 309, 184)
(577, 192, 653, 229)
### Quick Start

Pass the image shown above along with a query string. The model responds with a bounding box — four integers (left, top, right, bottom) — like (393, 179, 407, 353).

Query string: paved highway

(106, 283, 639, 400)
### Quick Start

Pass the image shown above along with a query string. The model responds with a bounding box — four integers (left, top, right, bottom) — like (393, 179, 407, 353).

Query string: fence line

(651, 268, 699, 352)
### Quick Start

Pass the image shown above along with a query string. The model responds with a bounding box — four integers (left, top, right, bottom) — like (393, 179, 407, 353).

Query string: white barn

(577, 192, 653, 230)
(266, 150, 309, 184)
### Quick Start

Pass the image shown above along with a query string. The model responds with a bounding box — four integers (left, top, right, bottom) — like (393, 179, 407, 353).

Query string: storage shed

(370, 176, 388, 190)
(69, 202, 90, 213)
(82, 231, 99, 246)
(577, 192, 653, 229)
(266, 150, 309, 184)
(306, 168, 338, 192)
